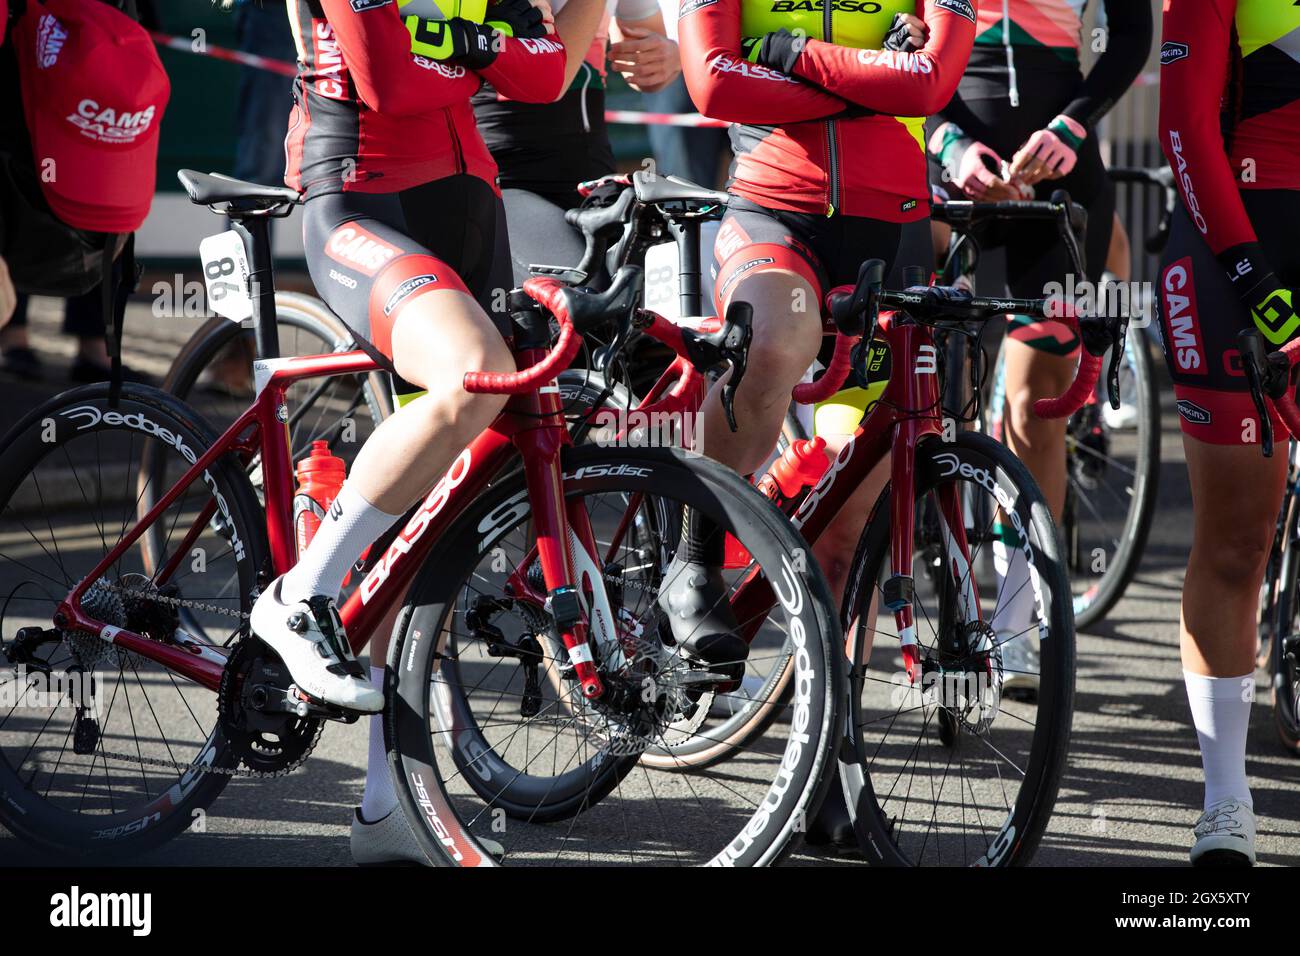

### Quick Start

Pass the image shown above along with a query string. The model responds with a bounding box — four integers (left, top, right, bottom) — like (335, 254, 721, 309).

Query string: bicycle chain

(94, 581, 252, 624)
(70, 583, 310, 779)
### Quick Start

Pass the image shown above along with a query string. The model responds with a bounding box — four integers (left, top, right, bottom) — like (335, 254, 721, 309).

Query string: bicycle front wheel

(386, 444, 842, 865)
(840, 433, 1075, 865)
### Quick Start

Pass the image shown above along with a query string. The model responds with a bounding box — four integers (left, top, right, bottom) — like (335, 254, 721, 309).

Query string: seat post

(232, 216, 279, 360)
(670, 218, 703, 318)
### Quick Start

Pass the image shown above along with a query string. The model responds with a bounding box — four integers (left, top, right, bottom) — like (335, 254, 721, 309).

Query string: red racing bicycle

(0, 171, 841, 866)
(613, 252, 1121, 864)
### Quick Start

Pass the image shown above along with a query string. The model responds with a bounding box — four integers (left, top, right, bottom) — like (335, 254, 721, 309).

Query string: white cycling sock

(990, 525, 1035, 640)
(1183, 670, 1255, 811)
(360, 665, 397, 823)
(280, 483, 400, 605)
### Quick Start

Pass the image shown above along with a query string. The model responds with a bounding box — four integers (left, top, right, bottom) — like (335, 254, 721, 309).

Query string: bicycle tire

(1266, 488, 1300, 755)
(839, 433, 1075, 865)
(0, 383, 268, 858)
(386, 444, 842, 866)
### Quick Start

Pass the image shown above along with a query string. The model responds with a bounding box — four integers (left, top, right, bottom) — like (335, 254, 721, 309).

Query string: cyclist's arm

(1061, 0, 1151, 129)
(553, 0, 607, 91)
(476, 33, 568, 103)
(1158, 0, 1256, 256)
(777, 0, 975, 116)
(678, 0, 847, 125)
(320, 0, 483, 115)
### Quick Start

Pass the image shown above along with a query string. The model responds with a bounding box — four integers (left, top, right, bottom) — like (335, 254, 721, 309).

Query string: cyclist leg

(655, 202, 833, 674)
(999, 143, 1114, 518)
(1157, 194, 1300, 861)
(250, 178, 514, 714)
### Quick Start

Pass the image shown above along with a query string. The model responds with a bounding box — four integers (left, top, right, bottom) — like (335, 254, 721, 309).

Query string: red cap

(13, 0, 170, 233)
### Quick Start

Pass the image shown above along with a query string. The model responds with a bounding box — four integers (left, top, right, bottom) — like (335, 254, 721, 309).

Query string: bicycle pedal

(286, 686, 361, 724)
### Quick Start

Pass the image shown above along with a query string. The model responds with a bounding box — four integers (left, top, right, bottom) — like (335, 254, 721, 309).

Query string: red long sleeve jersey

(679, 0, 976, 220)
(285, 0, 566, 198)
(1158, 0, 1300, 255)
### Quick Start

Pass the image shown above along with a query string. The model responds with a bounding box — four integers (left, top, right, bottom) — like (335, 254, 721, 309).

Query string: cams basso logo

(34, 13, 68, 68)
(1160, 41, 1189, 65)
(856, 48, 933, 74)
(679, 0, 719, 17)
(935, 0, 975, 23)
(1161, 258, 1205, 374)
(67, 102, 157, 144)
(1176, 399, 1211, 425)
(710, 53, 799, 82)
(383, 274, 438, 315)
(769, 0, 882, 12)
(326, 225, 399, 275)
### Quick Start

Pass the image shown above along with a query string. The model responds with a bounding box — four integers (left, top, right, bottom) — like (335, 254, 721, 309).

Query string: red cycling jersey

(284, 0, 566, 199)
(1158, 0, 1300, 258)
(679, 0, 976, 220)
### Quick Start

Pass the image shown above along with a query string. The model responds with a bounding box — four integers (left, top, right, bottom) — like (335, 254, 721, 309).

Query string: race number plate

(643, 220, 721, 322)
(199, 230, 253, 323)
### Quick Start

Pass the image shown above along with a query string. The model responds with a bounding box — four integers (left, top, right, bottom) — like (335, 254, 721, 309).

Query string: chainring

(217, 638, 323, 774)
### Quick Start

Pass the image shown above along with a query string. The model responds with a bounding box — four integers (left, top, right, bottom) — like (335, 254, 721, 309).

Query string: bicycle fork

(512, 378, 623, 700)
(886, 322, 978, 683)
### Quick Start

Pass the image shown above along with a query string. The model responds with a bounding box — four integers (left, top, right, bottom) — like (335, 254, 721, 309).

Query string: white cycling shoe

(1190, 798, 1256, 866)
(997, 631, 1040, 697)
(249, 581, 382, 714)
(351, 808, 504, 866)
(1101, 398, 1140, 431)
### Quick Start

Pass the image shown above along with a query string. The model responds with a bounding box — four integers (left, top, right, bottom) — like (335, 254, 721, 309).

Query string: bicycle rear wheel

(1267, 490, 1300, 755)
(0, 384, 267, 857)
(386, 444, 841, 865)
(840, 433, 1075, 865)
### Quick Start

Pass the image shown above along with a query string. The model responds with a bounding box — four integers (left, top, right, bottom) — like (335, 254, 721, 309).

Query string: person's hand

(953, 140, 1018, 200)
(882, 12, 927, 51)
(485, 0, 549, 38)
(1009, 115, 1086, 185)
(1222, 243, 1300, 346)
(0, 257, 14, 330)
(608, 26, 679, 92)
(529, 0, 556, 34)
(409, 18, 502, 67)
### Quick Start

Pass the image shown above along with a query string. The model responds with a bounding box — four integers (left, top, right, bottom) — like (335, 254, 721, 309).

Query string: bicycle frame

(636, 309, 975, 667)
(55, 344, 616, 699)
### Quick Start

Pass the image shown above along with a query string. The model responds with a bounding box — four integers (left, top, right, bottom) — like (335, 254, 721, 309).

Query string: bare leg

(698, 271, 823, 472)
(999, 341, 1073, 520)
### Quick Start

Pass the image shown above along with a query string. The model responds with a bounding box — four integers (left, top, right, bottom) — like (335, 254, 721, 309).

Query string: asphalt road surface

(1, 298, 1297, 867)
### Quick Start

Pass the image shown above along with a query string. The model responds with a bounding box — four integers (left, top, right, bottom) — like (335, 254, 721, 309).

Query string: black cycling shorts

(1157, 188, 1300, 445)
(302, 175, 512, 379)
(711, 196, 933, 314)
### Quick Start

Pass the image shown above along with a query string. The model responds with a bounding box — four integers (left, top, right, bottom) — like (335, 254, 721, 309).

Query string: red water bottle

(758, 437, 831, 510)
(293, 440, 347, 557)
(724, 438, 831, 568)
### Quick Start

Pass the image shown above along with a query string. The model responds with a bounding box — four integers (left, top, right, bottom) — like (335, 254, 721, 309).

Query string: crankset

(217, 638, 330, 774)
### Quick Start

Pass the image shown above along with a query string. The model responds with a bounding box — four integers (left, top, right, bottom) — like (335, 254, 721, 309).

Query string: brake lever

(1105, 316, 1129, 410)
(1237, 329, 1287, 458)
(718, 301, 753, 432)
